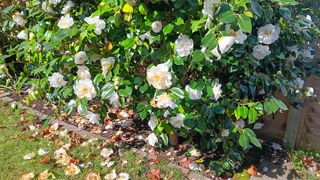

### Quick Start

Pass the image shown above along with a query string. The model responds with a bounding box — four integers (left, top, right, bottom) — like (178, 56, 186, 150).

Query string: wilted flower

(151, 21, 162, 33)
(147, 62, 172, 90)
(73, 79, 97, 100)
(12, 12, 27, 27)
(225, 24, 247, 44)
(38, 170, 50, 180)
(48, 72, 67, 88)
(175, 35, 194, 57)
(169, 113, 185, 128)
(65, 163, 81, 176)
(85, 111, 100, 124)
(154, 93, 177, 109)
(41, 2, 57, 14)
(185, 85, 202, 100)
(101, 57, 115, 76)
(257, 24, 280, 44)
(61, 1, 74, 14)
(75, 51, 88, 64)
(84, 16, 106, 35)
(17, 30, 28, 40)
(146, 133, 158, 146)
(252, 45, 271, 60)
(58, 14, 74, 29)
(86, 172, 101, 180)
(218, 36, 235, 54)
(148, 115, 158, 130)
(77, 65, 91, 80)
(212, 82, 222, 101)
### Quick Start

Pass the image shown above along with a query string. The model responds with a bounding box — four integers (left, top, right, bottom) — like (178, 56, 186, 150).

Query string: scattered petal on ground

(65, 163, 81, 176)
(38, 148, 48, 155)
(86, 172, 101, 180)
(100, 148, 114, 158)
(23, 152, 35, 160)
(38, 170, 50, 180)
(104, 169, 117, 180)
(20, 172, 35, 180)
(116, 173, 130, 180)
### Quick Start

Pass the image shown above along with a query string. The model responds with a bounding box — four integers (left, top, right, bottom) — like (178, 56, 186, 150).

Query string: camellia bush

(1, 0, 320, 174)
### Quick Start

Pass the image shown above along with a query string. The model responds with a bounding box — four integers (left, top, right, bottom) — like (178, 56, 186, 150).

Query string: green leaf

(220, 11, 236, 23)
(163, 23, 174, 35)
(65, 100, 76, 115)
(244, 128, 261, 148)
(138, 4, 148, 15)
(170, 87, 185, 99)
(120, 38, 135, 49)
(195, 119, 206, 133)
(114, 12, 122, 27)
(139, 83, 149, 93)
(108, 113, 118, 119)
(251, 0, 263, 17)
(274, 99, 288, 111)
(234, 106, 241, 120)
(239, 133, 249, 149)
(248, 108, 258, 124)
(240, 105, 249, 119)
(160, 133, 169, 146)
(101, 83, 115, 99)
(272, 0, 298, 5)
(237, 14, 252, 33)
(191, 18, 206, 32)
(139, 109, 148, 120)
(201, 29, 218, 49)
(119, 86, 132, 97)
(184, 118, 196, 129)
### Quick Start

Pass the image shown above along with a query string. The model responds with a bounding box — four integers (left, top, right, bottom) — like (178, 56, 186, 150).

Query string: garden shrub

(1, 0, 319, 175)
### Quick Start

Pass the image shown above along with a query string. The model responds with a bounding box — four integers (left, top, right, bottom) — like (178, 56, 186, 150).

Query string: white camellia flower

(49, 0, 61, 5)
(146, 62, 172, 90)
(218, 36, 235, 54)
(41, 2, 57, 15)
(154, 93, 177, 109)
(101, 57, 115, 76)
(146, 133, 158, 146)
(169, 113, 185, 128)
(12, 12, 27, 27)
(48, 72, 67, 88)
(109, 92, 121, 108)
(73, 79, 97, 100)
(58, 14, 74, 29)
(257, 24, 281, 44)
(65, 163, 81, 176)
(74, 51, 88, 64)
(202, 0, 220, 29)
(225, 24, 247, 44)
(185, 85, 202, 100)
(77, 65, 91, 80)
(212, 82, 222, 100)
(84, 16, 106, 35)
(175, 35, 194, 57)
(222, 129, 229, 137)
(151, 21, 162, 33)
(235, 119, 245, 128)
(61, 1, 74, 14)
(104, 169, 117, 180)
(17, 30, 28, 40)
(85, 111, 100, 124)
(148, 115, 158, 130)
(100, 148, 114, 158)
(252, 45, 271, 60)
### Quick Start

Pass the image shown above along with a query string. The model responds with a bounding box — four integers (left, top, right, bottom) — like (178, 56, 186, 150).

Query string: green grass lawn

(0, 100, 184, 180)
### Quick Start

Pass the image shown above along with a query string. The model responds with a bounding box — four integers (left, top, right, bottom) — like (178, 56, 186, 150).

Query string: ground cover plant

(0, 0, 320, 176)
(0, 99, 184, 179)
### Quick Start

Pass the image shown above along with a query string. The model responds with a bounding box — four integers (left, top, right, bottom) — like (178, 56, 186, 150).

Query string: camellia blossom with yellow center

(154, 93, 177, 109)
(58, 14, 74, 29)
(73, 79, 97, 100)
(147, 62, 172, 90)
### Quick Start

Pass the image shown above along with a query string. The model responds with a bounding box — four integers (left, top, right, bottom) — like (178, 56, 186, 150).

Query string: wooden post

(283, 100, 306, 149)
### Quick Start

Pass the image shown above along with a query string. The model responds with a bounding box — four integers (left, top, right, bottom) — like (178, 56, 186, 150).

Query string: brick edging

(0, 92, 212, 180)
